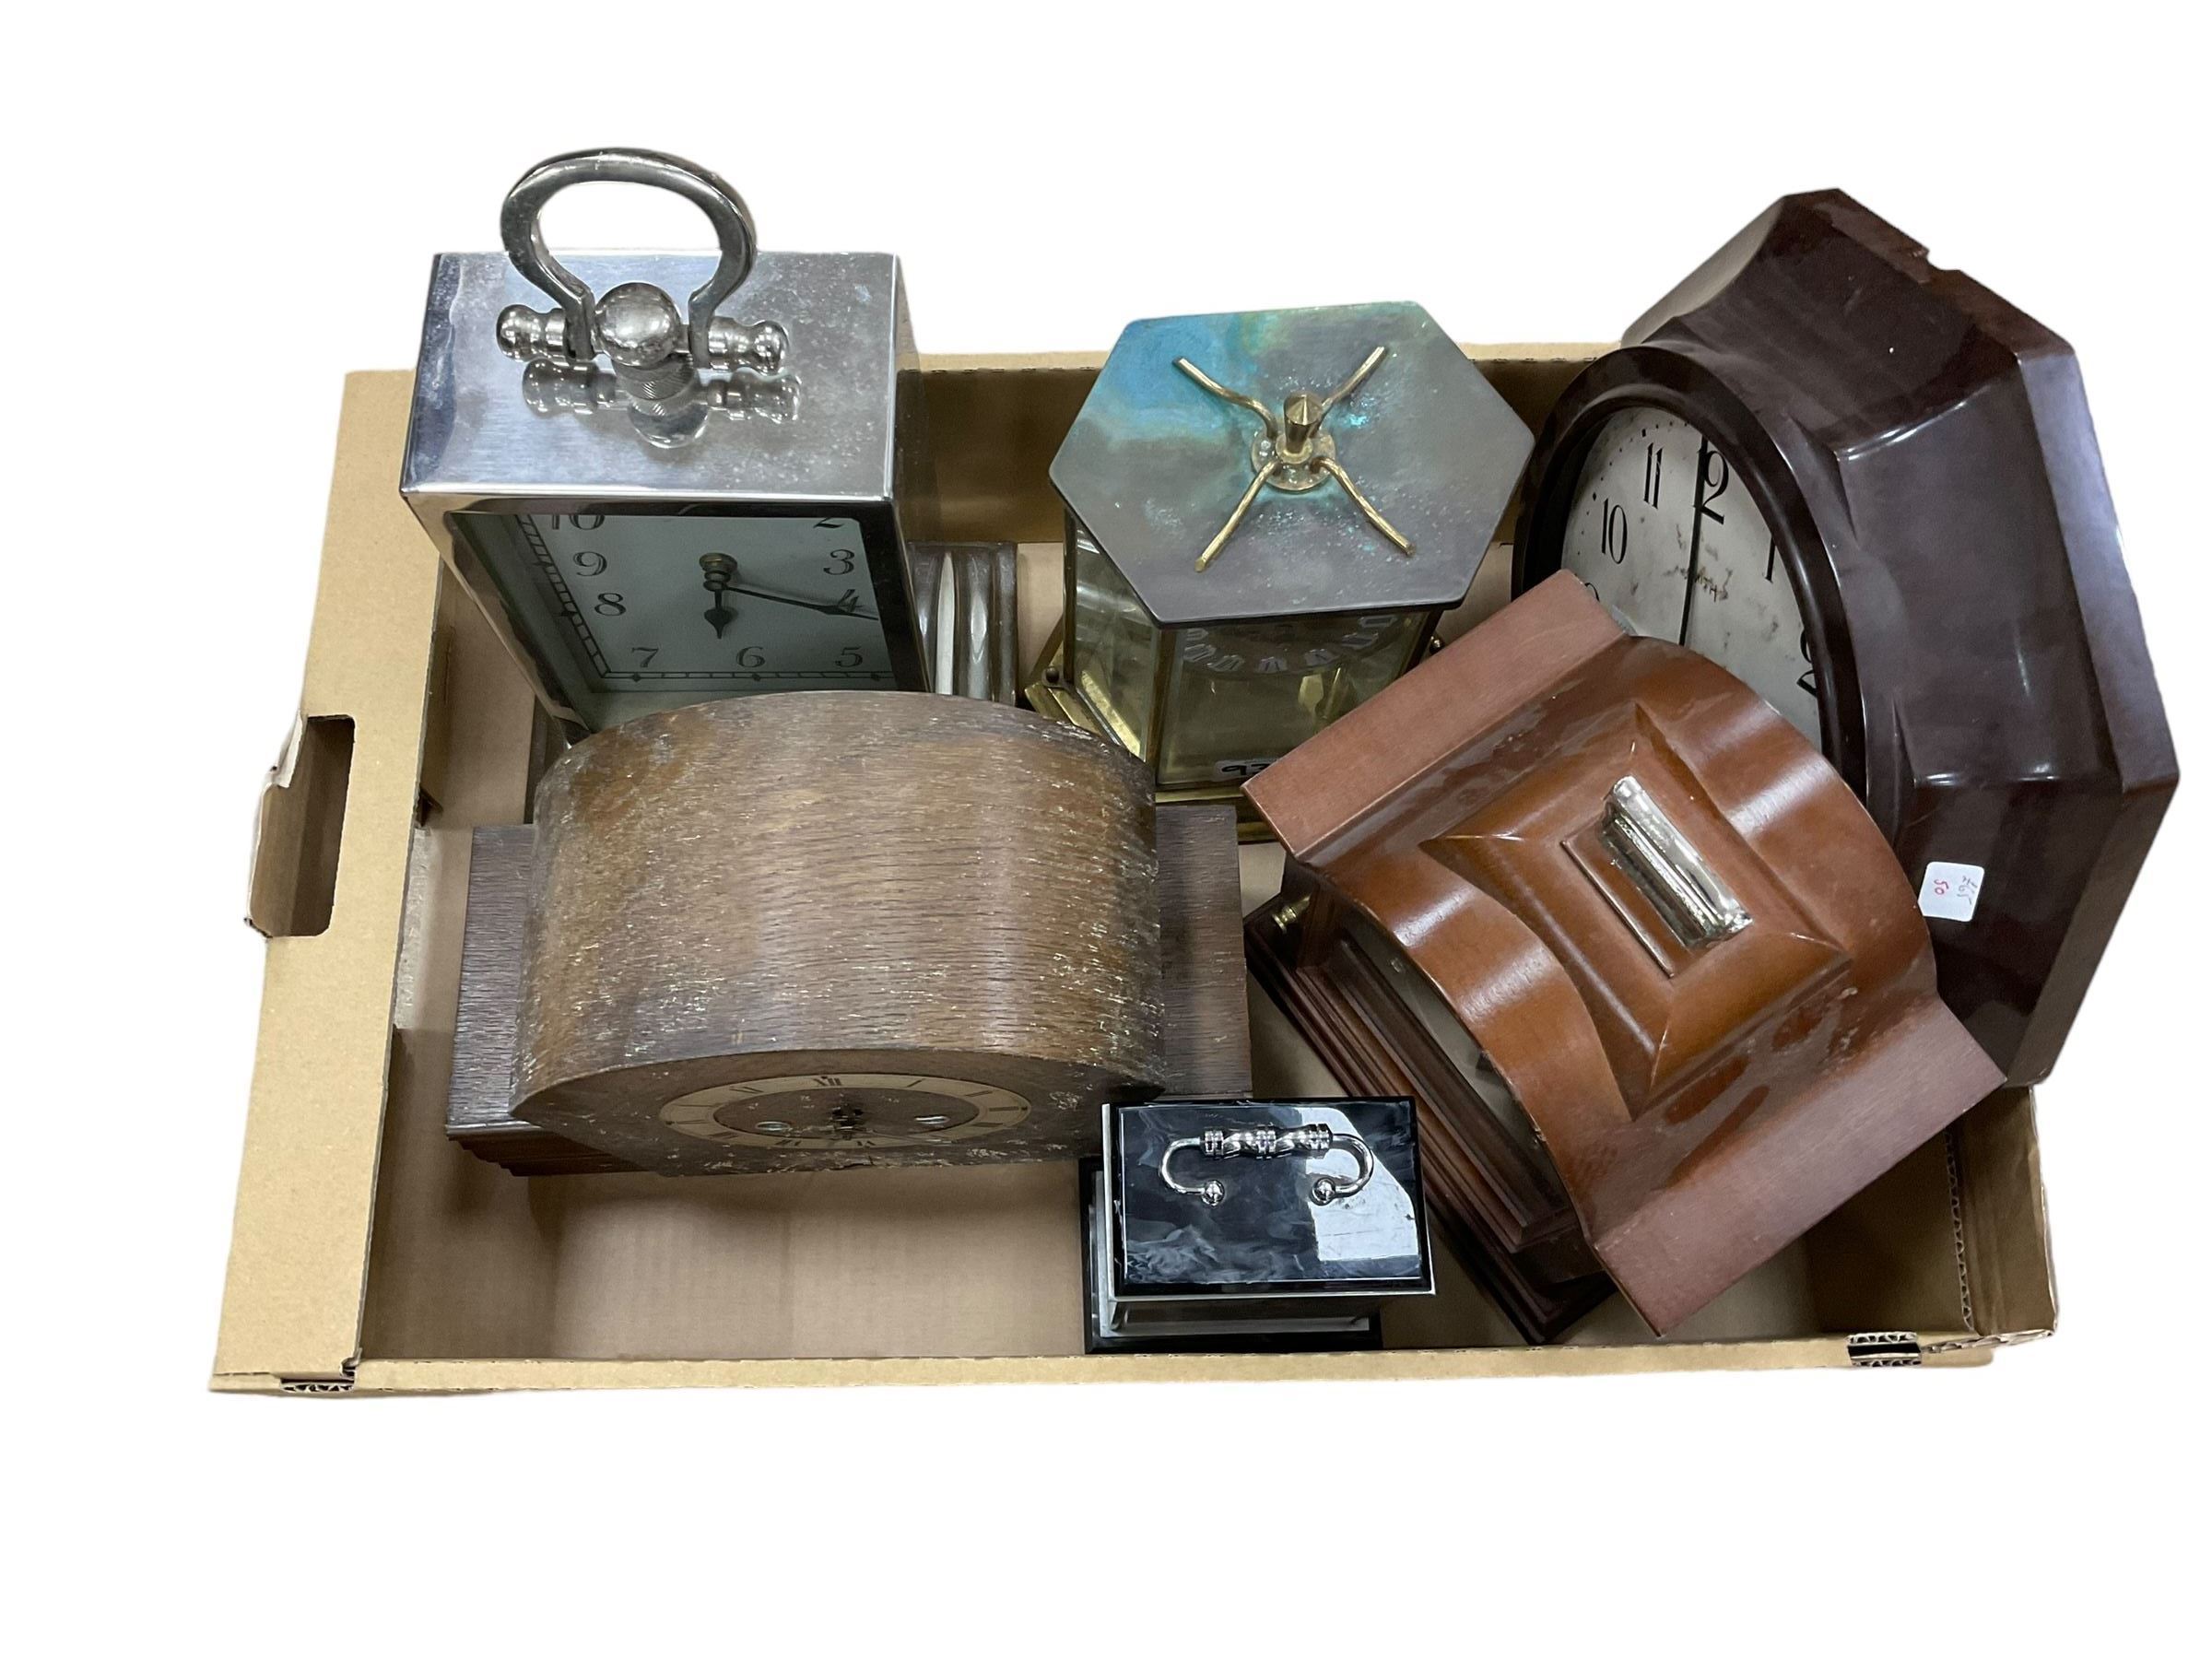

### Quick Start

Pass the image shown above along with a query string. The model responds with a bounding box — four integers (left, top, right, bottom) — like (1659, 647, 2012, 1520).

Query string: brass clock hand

(700, 553, 740, 638)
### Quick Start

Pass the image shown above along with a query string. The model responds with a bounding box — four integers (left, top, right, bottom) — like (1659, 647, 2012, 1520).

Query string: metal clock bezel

(421, 490, 930, 735)
(1511, 347, 1868, 798)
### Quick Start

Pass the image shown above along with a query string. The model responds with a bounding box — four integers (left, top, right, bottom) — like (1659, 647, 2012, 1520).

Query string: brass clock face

(1557, 408, 1821, 747)
(658, 1073, 1033, 1151)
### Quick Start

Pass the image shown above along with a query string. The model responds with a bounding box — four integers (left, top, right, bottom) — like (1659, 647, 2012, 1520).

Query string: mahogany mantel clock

(1512, 190, 2175, 1086)
(1246, 576, 2005, 1339)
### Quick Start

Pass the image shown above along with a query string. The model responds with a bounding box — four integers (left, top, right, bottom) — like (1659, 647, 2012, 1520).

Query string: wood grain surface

(1154, 803, 1252, 1100)
(451, 802, 1250, 1175)
(513, 692, 1167, 1174)
(1246, 576, 2004, 1335)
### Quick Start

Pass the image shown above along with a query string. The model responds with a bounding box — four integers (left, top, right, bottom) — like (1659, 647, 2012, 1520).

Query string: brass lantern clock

(1036, 302, 1533, 799)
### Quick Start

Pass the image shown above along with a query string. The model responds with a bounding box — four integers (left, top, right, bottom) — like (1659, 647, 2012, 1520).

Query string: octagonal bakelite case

(1244, 575, 2006, 1337)
(1511, 190, 2177, 1088)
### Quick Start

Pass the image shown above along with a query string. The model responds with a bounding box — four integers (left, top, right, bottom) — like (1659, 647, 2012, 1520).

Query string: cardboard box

(213, 350, 2058, 1394)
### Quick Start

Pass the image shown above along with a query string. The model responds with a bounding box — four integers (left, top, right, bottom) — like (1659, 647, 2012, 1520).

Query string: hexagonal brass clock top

(1051, 302, 1533, 628)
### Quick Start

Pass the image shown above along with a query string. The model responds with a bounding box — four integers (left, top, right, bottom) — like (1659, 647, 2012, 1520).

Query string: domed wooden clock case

(1245, 576, 2006, 1338)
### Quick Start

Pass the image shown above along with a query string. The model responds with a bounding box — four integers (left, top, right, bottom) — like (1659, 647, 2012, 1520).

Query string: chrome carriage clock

(1033, 302, 1532, 804)
(401, 149, 934, 734)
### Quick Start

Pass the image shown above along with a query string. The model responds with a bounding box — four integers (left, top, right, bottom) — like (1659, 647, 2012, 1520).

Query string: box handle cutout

(247, 715, 356, 938)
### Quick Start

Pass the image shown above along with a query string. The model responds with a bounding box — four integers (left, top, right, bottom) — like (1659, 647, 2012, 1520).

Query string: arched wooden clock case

(1512, 190, 2176, 1087)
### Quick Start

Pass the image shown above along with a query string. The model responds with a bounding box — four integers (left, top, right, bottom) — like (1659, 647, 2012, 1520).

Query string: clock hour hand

(700, 553, 740, 638)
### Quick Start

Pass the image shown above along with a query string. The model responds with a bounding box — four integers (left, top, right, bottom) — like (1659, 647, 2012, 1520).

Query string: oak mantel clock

(401, 148, 934, 735)
(509, 694, 1171, 1175)
(1512, 189, 2175, 1086)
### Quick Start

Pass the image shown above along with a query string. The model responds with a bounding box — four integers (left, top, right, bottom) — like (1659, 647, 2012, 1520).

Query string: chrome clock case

(400, 149, 933, 734)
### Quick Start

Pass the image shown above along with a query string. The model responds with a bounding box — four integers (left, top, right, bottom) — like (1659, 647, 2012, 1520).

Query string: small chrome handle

(1160, 1124, 1376, 1207)
(1599, 776, 1750, 949)
(499, 147, 760, 370)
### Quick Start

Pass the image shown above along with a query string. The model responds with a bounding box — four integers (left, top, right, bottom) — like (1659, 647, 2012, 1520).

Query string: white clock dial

(1559, 407, 1821, 745)
(1559, 409, 1699, 641)
(461, 511, 898, 721)
(658, 1072, 1032, 1151)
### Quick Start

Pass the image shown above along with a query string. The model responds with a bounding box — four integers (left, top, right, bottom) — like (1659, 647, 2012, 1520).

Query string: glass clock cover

(1050, 302, 1533, 787)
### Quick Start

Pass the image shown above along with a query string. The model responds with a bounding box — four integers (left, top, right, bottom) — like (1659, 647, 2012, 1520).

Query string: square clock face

(458, 509, 904, 727)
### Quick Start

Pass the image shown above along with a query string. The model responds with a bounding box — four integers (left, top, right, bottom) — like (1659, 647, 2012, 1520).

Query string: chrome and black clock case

(1083, 1099, 1433, 1353)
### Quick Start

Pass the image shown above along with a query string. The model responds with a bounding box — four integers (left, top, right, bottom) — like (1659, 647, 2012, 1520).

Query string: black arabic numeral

(1600, 500, 1629, 565)
(737, 645, 766, 669)
(566, 512, 606, 530)
(1697, 446, 1730, 524)
(631, 647, 658, 667)
(574, 549, 607, 577)
(594, 593, 626, 616)
(1796, 629, 1817, 697)
(824, 547, 857, 576)
(1765, 536, 1779, 583)
(837, 646, 864, 669)
(1642, 442, 1663, 509)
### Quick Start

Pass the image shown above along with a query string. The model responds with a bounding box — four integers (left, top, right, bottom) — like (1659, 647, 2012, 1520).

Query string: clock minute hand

(1677, 439, 1711, 647)
(721, 582, 877, 621)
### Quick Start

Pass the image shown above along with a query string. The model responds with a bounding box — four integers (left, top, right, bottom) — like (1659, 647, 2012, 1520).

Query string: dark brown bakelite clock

(1512, 190, 2176, 1086)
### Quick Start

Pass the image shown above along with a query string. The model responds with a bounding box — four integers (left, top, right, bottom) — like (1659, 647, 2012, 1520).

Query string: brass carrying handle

(500, 147, 760, 370)
(1172, 347, 1412, 571)
(1159, 1124, 1376, 1207)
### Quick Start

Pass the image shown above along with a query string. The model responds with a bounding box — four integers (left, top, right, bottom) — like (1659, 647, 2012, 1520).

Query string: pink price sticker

(1917, 861, 1984, 924)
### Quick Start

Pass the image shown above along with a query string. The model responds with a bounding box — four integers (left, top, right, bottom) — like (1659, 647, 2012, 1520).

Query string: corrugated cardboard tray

(213, 348, 2057, 1394)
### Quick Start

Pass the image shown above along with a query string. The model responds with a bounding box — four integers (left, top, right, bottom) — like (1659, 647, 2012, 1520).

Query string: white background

(9, 4, 2204, 1652)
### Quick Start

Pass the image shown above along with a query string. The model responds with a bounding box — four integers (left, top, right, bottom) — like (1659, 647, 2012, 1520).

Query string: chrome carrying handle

(498, 147, 760, 369)
(1160, 1124, 1376, 1208)
(1598, 776, 1751, 949)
